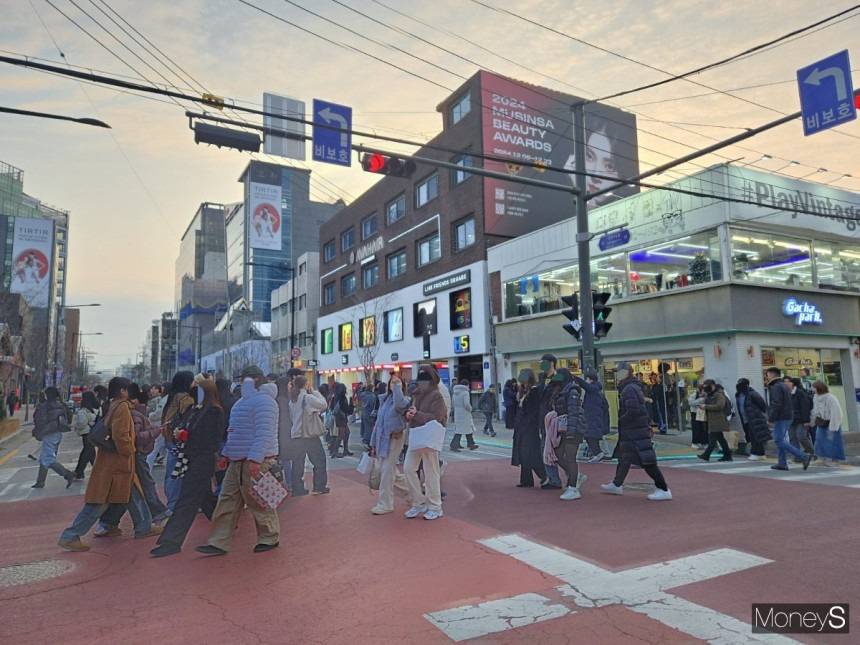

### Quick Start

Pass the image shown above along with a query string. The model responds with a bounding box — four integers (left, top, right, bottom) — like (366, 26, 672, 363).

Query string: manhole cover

(0, 559, 74, 588)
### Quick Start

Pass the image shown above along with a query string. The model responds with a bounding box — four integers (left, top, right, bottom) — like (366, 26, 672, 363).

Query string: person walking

(688, 384, 709, 450)
(811, 381, 845, 466)
(450, 379, 478, 451)
(574, 369, 611, 462)
(766, 367, 811, 471)
(330, 383, 354, 457)
(160, 372, 196, 513)
(601, 362, 672, 500)
(697, 380, 733, 462)
(7, 389, 19, 418)
(512, 369, 547, 489)
(146, 385, 169, 469)
(73, 390, 99, 479)
(403, 371, 448, 520)
(358, 384, 378, 448)
(151, 379, 225, 557)
(196, 365, 280, 556)
(785, 377, 814, 460)
(288, 375, 330, 496)
(734, 378, 770, 460)
(502, 379, 517, 430)
(550, 369, 587, 500)
(31, 387, 76, 489)
(478, 385, 497, 437)
(58, 378, 161, 551)
(369, 374, 410, 515)
(537, 354, 564, 490)
(276, 371, 299, 493)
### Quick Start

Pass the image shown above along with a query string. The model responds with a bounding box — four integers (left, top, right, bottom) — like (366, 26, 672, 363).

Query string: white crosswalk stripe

(666, 459, 860, 488)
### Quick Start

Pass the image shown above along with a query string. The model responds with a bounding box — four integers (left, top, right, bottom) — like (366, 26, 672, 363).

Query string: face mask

(617, 369, 630, 381)
(197, 387, 205, 405)
(539, 361, 551, 373)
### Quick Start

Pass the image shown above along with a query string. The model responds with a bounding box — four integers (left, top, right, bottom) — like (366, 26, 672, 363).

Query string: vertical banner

(10, 217, 54, 308)
(248, 181, 283, 250)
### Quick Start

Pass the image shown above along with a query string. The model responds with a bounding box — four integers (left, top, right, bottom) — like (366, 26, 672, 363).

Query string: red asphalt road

(1, 460, 858, 644)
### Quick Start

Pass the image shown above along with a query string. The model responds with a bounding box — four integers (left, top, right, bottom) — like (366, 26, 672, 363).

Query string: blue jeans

(164, 450, 183, 513)
(773, 419, 806, 466)
(540, 436, 561, 485)
(39, 432, 62, 468)
(360, 416, 374, 445)
(60, 486, 152, 542)
(146, 435, 166, 470)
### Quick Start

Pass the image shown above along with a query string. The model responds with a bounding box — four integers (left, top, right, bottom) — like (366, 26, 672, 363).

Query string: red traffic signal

(360, 153, 417, 177)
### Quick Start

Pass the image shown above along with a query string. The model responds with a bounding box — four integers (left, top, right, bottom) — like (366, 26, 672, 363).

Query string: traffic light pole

(572, 102, 595, 373)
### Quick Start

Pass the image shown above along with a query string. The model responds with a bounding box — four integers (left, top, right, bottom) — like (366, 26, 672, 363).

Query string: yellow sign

(339, 323, 353, 351)
(360, 316, 376, 347)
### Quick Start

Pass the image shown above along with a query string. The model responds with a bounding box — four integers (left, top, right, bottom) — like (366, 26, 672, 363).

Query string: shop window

(415, 173, 439, 208)
(384, 308, 403, 342)
(451, 92, 471, 124)
(628, 231, 721, 295)
(413, 298, 437, 336)
(417, 233, 441, 266)
(450, 288, 472, 330)
(590, 253, 628, 299)
(730, 230, 812, 287)
(813, 239, 860, 292)
(504, 265, 578, 319)
(386, 194, 406, 225)
(453, 217, 475, 251)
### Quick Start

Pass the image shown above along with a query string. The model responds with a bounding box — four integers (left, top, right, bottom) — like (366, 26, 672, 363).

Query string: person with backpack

(785, 377, 814, 460)
(73, 391, 100, 479)
(32, 387, 76, 489)
(696, 379, 733, 462)
(330, 383, 354, 458)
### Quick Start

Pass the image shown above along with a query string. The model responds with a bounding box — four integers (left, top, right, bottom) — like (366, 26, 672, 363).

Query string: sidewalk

(0, 408, 31, 444)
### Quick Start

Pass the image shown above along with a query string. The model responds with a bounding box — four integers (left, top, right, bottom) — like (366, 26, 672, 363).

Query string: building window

(628, 230, 721, 295)
(730, 229, 812, 288)
(505, 266, 578, 319)
(387, 249, 407, 279)
(813, 239, 860, 292)
(341, 272, 356, 297)
(453, 217, 476, 251)
(451, 92, 470, 124)
(323, 282, 335, 305)
(451, 154, 474, 186)
(590, 253, 629, 299)
(413, 299, 437, 336)
(362, 262, 379, 289)
(417, 233, 441, 267)
(298, 262, 306, 275)
(361, 214, 378, 240)
(321, 328, 334, 354)
(299, 294, 306, 310)
(384, 308, 403, 342)
(386, 194, 406, 225)
(323, 240, 336, 262)
(415, 173, 439, 208)
(341, 227, 355, 252)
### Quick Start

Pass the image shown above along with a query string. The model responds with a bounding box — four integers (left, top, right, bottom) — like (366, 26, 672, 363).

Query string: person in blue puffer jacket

(196, 365, 280, 556)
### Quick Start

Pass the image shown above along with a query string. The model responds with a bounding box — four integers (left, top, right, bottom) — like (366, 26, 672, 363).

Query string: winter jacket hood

(409, 384, 448, 427)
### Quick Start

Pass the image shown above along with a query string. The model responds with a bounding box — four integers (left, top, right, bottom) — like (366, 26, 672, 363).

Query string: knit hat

(240, 365, 264, 378)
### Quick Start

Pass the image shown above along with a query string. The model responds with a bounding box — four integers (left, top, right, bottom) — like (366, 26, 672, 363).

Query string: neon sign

(782, 298, 822, 326)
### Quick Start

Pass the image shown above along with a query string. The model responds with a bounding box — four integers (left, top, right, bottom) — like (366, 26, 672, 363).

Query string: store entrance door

(604, 357, 705, 432)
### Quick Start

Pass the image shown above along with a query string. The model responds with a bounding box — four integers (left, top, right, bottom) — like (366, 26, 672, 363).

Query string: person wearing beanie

(600, 362, 672, 501)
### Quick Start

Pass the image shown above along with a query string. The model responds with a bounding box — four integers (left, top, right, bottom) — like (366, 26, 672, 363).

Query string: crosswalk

(665, 458, 860, 488)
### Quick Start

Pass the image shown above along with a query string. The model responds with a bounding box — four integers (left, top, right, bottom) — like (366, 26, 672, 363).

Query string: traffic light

(593, 292, 613, 339)
(560, 294, 582, 340)
(360, 152, 416, 177)
(194, 122, 261, 153)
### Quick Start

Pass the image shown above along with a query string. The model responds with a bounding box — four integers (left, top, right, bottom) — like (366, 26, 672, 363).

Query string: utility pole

(572, 102, 595, 374)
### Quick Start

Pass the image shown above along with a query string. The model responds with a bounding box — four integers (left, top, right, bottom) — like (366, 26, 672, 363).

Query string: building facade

(271, 251, 319, 372)
(157, 312, 178, 383)
(489, 165, 860, 432)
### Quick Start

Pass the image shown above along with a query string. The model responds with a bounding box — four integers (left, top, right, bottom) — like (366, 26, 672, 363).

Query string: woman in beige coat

(58, 377, 161, 551)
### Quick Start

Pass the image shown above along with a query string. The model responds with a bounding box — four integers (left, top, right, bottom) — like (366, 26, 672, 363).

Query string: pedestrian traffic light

(560, 294, 582, 340)
(593, 292, 613, 339)
(360, 152, 416, 177)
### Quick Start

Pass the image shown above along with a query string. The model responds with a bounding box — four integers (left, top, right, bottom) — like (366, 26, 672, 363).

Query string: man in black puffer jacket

(551, 370, 587, 501)
(601, 362, 672, 501)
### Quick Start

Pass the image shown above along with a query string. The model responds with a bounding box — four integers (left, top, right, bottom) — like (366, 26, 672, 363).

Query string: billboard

(248, 181, 282, 250)
(10, 217, 54, 308)
(479, 71, 639, 237)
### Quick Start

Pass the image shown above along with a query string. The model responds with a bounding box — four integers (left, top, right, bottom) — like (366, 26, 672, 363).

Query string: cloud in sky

(1, 0, 858, 369)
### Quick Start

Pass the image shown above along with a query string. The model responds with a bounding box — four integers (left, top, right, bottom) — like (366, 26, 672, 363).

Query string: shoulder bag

(88, 412, 117, 452)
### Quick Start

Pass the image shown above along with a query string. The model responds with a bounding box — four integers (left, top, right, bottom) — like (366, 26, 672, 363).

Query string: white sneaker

(647, 488, 673, 501)
(423, 509, 444, 520)
(747, 454, 762, 461)
(371, 505, 393, 515)
(575, 473, 588, 490)
(600, 482, 623, 495)
(560, 486, 581, 501)
(404, 505, 427, 519)
(587, 452, 605, 464)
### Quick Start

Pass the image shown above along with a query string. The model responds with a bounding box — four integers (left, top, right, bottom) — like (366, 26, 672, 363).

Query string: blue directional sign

(598, 228, 630, 251)
(312, 98, 352, 166)
(797, 50, 856, 137)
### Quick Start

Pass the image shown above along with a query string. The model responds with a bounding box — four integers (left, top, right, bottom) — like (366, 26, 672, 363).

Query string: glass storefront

(628, 232, 721, 296)
(761, 346, 847, 424)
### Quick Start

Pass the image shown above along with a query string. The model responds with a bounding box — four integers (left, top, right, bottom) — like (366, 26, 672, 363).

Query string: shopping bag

(368, 457, 382, 491)
(356, 452, 372, 475)
(249, 471, 289, 510)
(407, 420, 446, 452)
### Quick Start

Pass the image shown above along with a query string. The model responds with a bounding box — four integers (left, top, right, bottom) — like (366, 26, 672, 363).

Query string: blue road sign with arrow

(797, 50, 856, 137)
(312, 99, 352, 166)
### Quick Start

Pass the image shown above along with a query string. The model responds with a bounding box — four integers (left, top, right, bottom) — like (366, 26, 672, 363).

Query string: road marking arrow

(318, 107, 349, 147)
(804, 66, 848, 101)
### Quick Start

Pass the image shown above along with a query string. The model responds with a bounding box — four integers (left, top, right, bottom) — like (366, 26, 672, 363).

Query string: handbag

(88, 415, 117, 452)
(814, 416, 828, 428)
(368, 457, 382, 491)
(304, 398, 327, 438)
(323, 409, 335, 433)
(356, 452, 372, 475)
(249, 471, 289, 510)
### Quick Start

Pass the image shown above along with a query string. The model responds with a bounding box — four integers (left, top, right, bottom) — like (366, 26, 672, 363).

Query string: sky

(1, 0, 859, 371)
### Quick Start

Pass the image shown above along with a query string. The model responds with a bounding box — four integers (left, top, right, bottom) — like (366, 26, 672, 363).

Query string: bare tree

(339, 294, 392, 385)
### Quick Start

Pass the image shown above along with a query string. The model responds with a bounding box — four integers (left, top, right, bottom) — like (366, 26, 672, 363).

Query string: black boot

(49, 462, 76, 488)
(449, 434, 462, 451)
(466, 434, 478, 450)
(32, 466, 48, 488)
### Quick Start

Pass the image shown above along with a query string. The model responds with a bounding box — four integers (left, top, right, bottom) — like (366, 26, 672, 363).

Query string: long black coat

(737, 389, 770, 445)
(512, 387, 543, 469)
(574, 376, 610, 439)
(616, 377, 656, 465)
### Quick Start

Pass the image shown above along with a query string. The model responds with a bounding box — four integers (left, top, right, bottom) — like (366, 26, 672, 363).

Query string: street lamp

(53, 303, 101, 388)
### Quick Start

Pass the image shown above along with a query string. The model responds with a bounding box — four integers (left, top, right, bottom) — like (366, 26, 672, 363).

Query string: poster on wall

(10, 217, 54, 308)
(384, 308, 403, 343)
(248, 182, 282, 250)
(339, 322, 353, 351)
(321, 328, 334, 354)
(359, 316, 376, 347)
(450, 288, 472, 330)
(479, 71, 639, 237)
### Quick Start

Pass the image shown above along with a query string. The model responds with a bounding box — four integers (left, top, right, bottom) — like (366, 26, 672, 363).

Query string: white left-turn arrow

(804, 66, 848, 101)
(318, 107, 349, 147)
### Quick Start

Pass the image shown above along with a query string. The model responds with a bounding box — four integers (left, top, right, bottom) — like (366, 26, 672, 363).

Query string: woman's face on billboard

(585, 129, 618, 199)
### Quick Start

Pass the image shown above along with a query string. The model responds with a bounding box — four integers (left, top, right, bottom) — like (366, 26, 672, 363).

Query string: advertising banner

(479, 71, 639, 237)
(10, 217, 54, 308)
(248, 182, 283, 250)
(359, 316, 376, 347)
